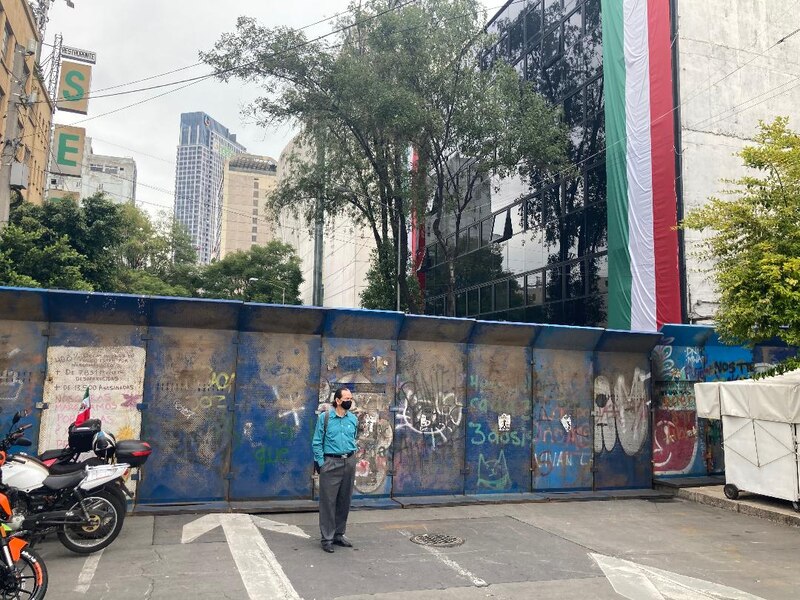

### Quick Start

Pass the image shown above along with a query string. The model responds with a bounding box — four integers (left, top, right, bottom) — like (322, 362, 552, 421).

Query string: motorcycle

(10, 414, 152, 517)
(0, 413, 128, 555)
(0, 451, 46, 599)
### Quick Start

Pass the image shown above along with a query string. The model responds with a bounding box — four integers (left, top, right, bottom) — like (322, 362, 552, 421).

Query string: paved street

(36, 497, 800, 599)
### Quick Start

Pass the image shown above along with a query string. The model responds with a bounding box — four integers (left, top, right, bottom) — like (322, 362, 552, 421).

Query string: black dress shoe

(321, 542, 334, 553)
(333, 536, 353, 547)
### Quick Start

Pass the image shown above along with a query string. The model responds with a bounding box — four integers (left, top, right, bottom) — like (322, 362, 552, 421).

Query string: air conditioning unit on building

(10, 162, 29, 190)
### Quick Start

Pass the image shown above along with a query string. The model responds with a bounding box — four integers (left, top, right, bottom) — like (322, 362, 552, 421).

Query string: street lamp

(248, 277, 286, 304)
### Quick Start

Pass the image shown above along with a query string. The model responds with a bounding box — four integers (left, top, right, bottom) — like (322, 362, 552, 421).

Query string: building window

(252, 217, 258, 224)
(251, 235, 257, 242)
(252, 208, 258, 215)
(252, 226, 257, 233)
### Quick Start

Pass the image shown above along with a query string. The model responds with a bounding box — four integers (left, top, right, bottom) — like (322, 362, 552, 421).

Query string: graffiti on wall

(532, 403, 592, 484)
(652, 339, 704, 381)
(395, 368, 463, 448)
(477, 450, 511, 490)
(319, 353, 394, 494)
(40, 346, 145, 449)
(652, 381, 701, 474)
(593, 368, 650, 455)
(159, 365, 234, 472)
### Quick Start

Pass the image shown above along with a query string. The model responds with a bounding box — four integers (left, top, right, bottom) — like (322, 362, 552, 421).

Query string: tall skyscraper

(174, 112, 245, 264)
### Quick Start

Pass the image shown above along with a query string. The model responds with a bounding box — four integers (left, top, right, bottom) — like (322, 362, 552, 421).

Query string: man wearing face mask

(312, 387, 359, 553)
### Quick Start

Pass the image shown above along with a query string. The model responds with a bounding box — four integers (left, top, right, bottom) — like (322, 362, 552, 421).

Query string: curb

(669, 487, 800, 527)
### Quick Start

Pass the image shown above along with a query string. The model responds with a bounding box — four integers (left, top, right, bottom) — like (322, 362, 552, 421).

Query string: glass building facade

(174, 112, 246, 264)
(423, 0, 607, 326)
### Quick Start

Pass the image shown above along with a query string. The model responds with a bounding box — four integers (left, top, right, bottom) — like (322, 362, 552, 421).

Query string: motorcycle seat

(48, 462, 85, 475)
(42, 471, 85, 491)
(39, 448, 72, 462)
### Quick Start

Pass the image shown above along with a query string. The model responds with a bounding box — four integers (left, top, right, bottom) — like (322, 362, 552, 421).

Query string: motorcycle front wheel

(57, 489, 124, 554)
(0, 547, 48, 600)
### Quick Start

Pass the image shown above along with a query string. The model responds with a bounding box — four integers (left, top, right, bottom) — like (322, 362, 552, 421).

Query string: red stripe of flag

(648, 0, 682, 327)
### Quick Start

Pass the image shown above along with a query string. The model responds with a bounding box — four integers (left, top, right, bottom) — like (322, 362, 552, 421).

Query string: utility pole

(0, 44, 27, 231)
(312, 133, 325, 306)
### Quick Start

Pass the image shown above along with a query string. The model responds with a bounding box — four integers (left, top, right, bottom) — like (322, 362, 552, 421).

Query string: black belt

(324, 452, 354, 459)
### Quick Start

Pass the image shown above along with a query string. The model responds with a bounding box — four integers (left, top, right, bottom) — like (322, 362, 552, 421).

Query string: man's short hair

(333, 387, 350, 401)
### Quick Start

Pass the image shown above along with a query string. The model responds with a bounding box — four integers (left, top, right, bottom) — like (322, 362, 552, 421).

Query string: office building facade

(82, 139, 137, 203)
(220, 153, 278, 258)
(174, 112, 245, 264)
(422, 0, 800, 330)
(275, 135, 375, 307)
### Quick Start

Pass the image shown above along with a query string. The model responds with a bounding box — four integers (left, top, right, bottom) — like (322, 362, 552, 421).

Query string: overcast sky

(47, 0, 497, 217)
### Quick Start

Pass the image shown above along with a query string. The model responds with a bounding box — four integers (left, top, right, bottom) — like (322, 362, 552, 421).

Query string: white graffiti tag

(396, 380, 463, 448)
(593, 368, 651, 456)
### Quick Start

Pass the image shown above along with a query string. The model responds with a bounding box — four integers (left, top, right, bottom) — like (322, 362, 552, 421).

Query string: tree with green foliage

(113, 204, 199, 296)
(359, 242, 421, 311)
(201, 0, 567, 315)
(682, 117, 800, 363)
(0, 194, 198, 296)
(198, 242, 303, 304)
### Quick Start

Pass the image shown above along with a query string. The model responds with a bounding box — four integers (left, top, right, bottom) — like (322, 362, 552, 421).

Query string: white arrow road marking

(73, 549, 103, 594)
(182, 513, 301, 600)
(398, 530, 487, 588)
(252, 515, 310, 539)
(591, 553, 766, 600)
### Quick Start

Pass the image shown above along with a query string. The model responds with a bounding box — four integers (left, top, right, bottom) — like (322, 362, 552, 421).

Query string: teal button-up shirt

(312, 409, 359, 467)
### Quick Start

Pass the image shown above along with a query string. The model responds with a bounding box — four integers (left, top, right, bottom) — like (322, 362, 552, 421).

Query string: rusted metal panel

(465, 323, 538, 494)
(320, 309, 402, 497)
(0, 319, 47, 446)
(137, 326, 238, 503)
(593, 330, 661, 489)
(532, 349, 594, 491)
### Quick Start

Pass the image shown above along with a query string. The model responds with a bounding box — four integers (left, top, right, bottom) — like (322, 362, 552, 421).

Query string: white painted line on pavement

(590, 553, 767, 600)
(252, 515, 310, 539)
(73, 549, 104, 594)
(398, 530, 487, 588)
(183, 513, 301, 600)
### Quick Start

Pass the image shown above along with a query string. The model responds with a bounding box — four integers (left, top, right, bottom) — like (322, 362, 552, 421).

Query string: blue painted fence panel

(0, 320, 47, 446)
(532, 349, 594, 491)
(137, 327, 237, 503)
(465, 340, 533, 494)
(229, 330, 321, 499)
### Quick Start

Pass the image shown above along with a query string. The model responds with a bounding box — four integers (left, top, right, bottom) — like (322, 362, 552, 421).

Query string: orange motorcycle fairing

(8, 537, 27, 562)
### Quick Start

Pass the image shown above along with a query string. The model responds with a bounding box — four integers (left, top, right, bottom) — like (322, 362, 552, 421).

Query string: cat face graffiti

(477, 450, 511, 491)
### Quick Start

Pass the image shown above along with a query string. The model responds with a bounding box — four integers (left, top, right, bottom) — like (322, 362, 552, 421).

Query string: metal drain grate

(409, 533, 465, 547)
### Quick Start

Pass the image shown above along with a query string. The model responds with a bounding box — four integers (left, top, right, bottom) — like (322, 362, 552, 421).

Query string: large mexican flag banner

(602, 0, 682, 331)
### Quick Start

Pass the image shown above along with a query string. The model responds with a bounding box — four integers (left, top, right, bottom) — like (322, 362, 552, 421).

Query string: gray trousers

(318, 454, 357, 542)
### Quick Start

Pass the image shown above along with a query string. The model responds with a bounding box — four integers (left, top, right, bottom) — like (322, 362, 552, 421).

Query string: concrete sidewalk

(656, 479, 800, 527)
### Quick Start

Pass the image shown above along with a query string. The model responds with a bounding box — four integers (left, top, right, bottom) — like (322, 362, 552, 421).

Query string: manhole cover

(409, 533, 464, 547)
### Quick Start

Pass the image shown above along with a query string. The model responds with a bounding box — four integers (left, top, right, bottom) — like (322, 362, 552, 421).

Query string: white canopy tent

(695, 369, 800, 508)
